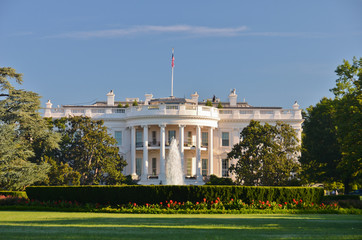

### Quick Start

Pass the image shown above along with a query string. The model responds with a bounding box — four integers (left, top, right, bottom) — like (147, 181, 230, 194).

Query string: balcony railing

(44, 104, 302, 120)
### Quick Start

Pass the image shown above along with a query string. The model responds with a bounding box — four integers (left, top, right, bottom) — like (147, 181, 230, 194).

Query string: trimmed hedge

(26, 186, 323, 205)
(0, 191, 28, 198)
(323, 195, 361, 201)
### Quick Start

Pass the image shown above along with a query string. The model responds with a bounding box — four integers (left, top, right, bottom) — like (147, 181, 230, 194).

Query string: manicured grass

(0, 211, 361, 239)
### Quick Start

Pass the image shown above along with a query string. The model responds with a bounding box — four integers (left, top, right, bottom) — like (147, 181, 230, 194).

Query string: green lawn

(0, 211, 361, 239)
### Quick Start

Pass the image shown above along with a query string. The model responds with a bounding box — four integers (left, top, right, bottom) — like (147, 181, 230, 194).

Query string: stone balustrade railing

(44, 104, 302, 120)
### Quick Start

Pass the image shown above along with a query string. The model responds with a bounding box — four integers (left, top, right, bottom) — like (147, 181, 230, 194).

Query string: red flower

(203, 198, 207, 202)
(215, 200, 218, 204)
(167, 204, 170, 208)
(300, 199, 302, 203)
(196, 202, 199, 205)
(231, 198, 234, 202)
(284, 202, 287, 205)
(211, 201, 213, 204)
(133, 203, 137, 206)
(262, 201, 265, 205)
(170, 200, 173, 203)
(278, 204, 282, 207)
(266, 200, 269, 204)
(178, 202, 181, 205)
(160, 202, 163, 205)
(311, 203, 314, 206)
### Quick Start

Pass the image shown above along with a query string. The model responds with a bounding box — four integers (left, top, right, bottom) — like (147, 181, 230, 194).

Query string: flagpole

(171, 48, 174, 97)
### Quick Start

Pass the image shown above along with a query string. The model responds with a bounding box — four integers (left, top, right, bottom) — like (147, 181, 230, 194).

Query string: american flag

(171, 50, 175, 68)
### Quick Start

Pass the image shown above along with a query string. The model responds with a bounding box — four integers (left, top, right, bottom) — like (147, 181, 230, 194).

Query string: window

(152, 131, 157, 145)
(186, 158, 193, 176)
(202, 159, 208, 176)
(115, 131, 122, 146)
(136, 130, 143, 147)
(168, 130, 176, 144)
(136, 158, 142, 176)
(222, 132, 229, 146)
(201, 132, 208, 147)
(187, 131, 192, 145)
(222, 159, 229, 177)
(152, 158, 157, 176)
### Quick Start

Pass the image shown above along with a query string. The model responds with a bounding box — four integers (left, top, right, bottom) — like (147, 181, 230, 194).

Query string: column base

(131, 173, 138, 180)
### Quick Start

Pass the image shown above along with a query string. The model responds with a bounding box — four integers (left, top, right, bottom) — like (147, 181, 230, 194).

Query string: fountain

(165, 138, 184, 185)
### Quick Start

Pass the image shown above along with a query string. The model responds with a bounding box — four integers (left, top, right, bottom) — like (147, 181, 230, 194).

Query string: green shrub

(26, 186, 323, 205)
(322, 195, 360, 201)
(205, 100, 213, 107)
(205, 175, 234, 185)
(0, 191, 27, 198)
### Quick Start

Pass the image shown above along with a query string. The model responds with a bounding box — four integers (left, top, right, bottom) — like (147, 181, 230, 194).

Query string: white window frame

(115, 131, 122, 146)
(222, 132, 229, 147)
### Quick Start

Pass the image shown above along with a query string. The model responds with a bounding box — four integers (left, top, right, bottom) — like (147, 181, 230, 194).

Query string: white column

(179, 125, 185, 177)
(196, 125, 202, 181)
(159, 124, 166, 183)
(130, 126, 137, 179)
(141, 125, 149, 181)
(208, 127, 214, 175)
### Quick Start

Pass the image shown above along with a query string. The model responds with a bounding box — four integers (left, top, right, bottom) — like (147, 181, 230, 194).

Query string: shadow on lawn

(2, 215, 361, 239)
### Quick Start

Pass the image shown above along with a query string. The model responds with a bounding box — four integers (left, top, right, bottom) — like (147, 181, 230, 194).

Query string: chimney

(293, 101, 300, 110)
(191, 91, 199, 103)
(106, 90, 115, 106)
(144, 93, 153, 105)
(228, 89, 237, 107)
(44, 100, 52, 117)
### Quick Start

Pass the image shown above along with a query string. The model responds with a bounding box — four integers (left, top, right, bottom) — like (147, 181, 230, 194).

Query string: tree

(0, 67, 60, 190)
(300, 98, 341, 184)
(49, 116, 127, 185)
(228, 120, 300, 186)
(301, 57, 361, 193)
(132, 100, 138, 106)
(217, 102, 223, 108)
(331, 57, 361, 193)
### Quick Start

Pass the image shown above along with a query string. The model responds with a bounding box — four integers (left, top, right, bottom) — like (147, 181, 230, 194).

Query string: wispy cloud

(45, 25, 344, 39)
(47, 25, 249, 39)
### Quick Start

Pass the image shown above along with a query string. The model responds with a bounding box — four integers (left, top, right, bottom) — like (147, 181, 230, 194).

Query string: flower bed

(1, 195, 360, 214)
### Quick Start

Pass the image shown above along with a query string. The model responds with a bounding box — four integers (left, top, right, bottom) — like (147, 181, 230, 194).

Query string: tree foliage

(0, 67, 59, 190)
(300, 98, 341, 183)
(301, 57, 361, 193)
(48, 116, 127, 185)
(228, 120, 300, 186)
(205, 100, 213, 107)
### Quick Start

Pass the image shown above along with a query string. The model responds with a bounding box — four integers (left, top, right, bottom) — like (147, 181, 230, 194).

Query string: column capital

(178, 124, 186, 128)
(141, 125, 149, 128)
(158, 124, 167, 128)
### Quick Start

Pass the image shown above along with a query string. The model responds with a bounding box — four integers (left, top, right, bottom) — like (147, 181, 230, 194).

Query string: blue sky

(0, 0, 361, 109)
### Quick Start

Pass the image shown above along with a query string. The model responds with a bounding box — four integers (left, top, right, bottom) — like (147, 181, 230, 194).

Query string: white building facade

(44, 89, 303, 185)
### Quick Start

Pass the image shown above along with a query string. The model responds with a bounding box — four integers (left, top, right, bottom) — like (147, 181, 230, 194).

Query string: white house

(44, 89, 303, 185)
